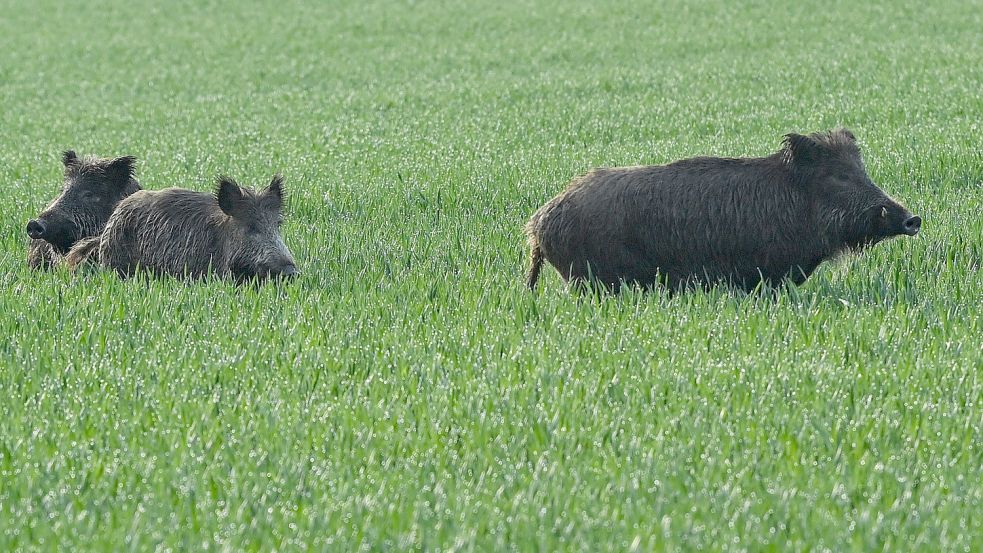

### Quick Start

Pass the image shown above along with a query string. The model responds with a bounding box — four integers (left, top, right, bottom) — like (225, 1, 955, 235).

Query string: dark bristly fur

(27, 151, 141, 269)
(524, 129, 922, 293)
(66, 175, 298, 281)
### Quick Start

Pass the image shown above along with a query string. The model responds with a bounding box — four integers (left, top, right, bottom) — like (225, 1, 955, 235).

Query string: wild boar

(524, 129, 921, 292)
(66, 175, 298, 281)
(27, 151, 141, 269)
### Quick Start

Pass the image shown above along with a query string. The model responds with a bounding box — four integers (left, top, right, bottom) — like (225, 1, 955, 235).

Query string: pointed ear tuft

(107, 155, 137, 184)
(216, 176, 246, 217)
(782, 133, 821, 165)
(62, 150, 79, 168)
(263, 174, 285, 210)
(838, 128, 856, 142)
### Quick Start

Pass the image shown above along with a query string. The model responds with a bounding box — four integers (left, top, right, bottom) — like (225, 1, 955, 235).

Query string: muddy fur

(27, 150, 141, 269)
(525, 129, 921, 293)
(68, 175, 297, 281)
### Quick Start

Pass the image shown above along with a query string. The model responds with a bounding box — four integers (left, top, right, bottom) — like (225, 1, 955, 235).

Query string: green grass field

(1, 0, 981, 550)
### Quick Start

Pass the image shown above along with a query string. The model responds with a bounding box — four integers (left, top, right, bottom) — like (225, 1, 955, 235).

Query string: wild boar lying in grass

(525, 129, 921, 293)
(67, 175, 298, 281)
(27, 151, 141, 269)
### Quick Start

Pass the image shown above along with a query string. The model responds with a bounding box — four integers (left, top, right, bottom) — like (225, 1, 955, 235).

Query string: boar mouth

(45, 232, 81, 254)
(272, 263, 299, 279)
(229, 255, 299, 281)
(230, 268, 275, 284)
(255, 268, 300, 282)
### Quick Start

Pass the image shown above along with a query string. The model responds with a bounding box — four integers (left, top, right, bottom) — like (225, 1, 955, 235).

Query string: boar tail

(526, 237, 545, 290)
(65, 236, 102, 270)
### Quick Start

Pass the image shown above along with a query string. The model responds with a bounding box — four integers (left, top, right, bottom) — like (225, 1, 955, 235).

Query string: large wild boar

(27, 151, 141, 269)
(524, 129, 921, 292)
(66, 175, 298, 281)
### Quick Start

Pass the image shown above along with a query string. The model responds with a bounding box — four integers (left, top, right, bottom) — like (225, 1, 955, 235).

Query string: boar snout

(275, 262, 299, 279)
(26, 214, 75, 251)
(26, 219, 46, 240)
(902, 215, 921, 236)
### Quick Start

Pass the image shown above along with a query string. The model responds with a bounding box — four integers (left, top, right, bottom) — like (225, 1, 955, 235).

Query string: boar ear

(107, 155, 137, 185)
(262, 174, 285, 211)
(782, 133, 822, 166)
(216, 176, 247, 218)
(62, 150, 79, 168)
(838, 128, 856, 142)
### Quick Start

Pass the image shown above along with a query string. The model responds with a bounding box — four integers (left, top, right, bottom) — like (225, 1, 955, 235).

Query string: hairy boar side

(525, 129, 920, 292)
